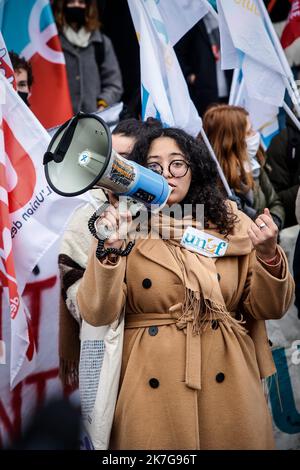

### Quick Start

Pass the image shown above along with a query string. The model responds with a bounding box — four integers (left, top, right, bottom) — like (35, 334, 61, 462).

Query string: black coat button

(211, 320, 219, 330)
(149, 378, 159, 388)
(216, 372, 225, 383)
(142, 278, 152, 289)
(149, 326, 158, 336)
(268, 339, 273, 347)
(217, 273, 221, 281)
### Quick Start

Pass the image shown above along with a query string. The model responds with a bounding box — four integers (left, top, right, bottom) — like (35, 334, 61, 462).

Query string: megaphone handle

(88, 202, 111, 240)
(87, 205, 135, 260)
(95, 238, 135, 261)
(54, 114, 81, 162)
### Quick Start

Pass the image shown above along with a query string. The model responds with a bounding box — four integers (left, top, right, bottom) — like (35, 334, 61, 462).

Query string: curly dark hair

(113, 117, 162, 139)
(130, 127, 238, 236)
(9, 51, 33, 88)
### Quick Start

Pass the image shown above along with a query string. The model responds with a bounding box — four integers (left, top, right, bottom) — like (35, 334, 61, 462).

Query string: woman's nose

(162, 166, 172, 179)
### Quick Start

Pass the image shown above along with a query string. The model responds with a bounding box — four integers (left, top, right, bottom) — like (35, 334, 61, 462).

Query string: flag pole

(199, 126, 232, 197)
(233, 77, 245, 106)
(256, 0, 300, 117)
(199, 3, 232, 197)
(204, 0, 219, 21)
(282, 101, 300, 132)
(229, 69, 241, 105)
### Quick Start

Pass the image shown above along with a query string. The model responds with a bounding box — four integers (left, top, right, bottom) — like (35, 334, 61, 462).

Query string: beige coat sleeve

(77, 240, 127, 327)
(241, 245, 294, 320)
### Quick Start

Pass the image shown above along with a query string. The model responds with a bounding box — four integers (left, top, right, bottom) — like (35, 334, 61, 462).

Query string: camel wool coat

(77, 208, 294, 450)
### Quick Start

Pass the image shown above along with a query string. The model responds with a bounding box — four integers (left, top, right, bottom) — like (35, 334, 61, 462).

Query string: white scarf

(63, 25, 91, 48)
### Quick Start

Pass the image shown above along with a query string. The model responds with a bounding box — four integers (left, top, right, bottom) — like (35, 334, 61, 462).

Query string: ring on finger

(258, 222, 267, 230)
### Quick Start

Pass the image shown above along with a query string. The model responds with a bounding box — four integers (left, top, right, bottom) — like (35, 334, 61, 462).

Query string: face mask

(18, 91, 29, 107)
(64, 7, 86, 26)
(245, 131, 261, 178)
(246, 131, 260, 160)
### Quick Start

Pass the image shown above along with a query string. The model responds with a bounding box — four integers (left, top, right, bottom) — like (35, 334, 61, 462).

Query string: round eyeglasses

(147, 160, 190, 178)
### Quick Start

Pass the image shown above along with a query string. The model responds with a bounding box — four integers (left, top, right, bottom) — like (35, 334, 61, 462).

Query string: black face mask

(18, 91, 30, 106)
(64, 7, 86, 26)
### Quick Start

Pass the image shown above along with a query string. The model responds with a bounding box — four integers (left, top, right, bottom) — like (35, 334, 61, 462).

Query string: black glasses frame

(147, 159, 190, 178)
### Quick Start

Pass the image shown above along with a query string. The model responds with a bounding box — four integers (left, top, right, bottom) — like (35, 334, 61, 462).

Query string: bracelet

(264, 255, 278, 265)
(88, 205, 135, 261)
(257, 251, 280, 265)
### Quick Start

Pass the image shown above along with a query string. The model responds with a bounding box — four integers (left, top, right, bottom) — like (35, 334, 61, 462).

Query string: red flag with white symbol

(1, 0, 73, 128)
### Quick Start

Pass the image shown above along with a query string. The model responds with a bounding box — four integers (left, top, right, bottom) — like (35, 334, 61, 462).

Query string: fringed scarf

(151, 202, 253, 334)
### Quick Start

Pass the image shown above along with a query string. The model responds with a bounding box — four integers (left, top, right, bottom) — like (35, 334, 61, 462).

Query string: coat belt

(125, 310, 226, 391)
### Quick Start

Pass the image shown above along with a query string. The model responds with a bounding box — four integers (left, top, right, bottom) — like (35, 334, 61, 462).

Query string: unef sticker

(181, 226, 228, 257)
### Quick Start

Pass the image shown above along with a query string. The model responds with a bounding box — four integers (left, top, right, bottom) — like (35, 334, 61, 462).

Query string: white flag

(0, 73, 87, 387)
(127, 0, 202, 136)
(217, 0, 287, 107)
(0, 32, 16, 89)
(240, 85, 279, 148)
(155, 0, 209, 46)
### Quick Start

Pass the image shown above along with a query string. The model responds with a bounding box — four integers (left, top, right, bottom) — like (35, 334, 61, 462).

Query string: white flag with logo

(0, 73, 87, 387)
(155, 0, 209, 46)
(127, 0, 202, 136)
(217, 0, 287, 107)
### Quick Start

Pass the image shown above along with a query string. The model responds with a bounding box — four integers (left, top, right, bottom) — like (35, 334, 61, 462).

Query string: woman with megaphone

(77, 126, 294, 450)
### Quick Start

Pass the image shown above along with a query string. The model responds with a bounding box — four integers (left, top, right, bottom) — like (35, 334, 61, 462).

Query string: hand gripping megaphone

(43, 113, 171, 210)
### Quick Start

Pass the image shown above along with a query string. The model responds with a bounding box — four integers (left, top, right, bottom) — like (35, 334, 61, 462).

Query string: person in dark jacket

(174, 18, 218, 117)
(174, 15, 231, 117)
(203, 104, 285, 229)
(266, 118, 300, 228)
(100, 0, 141, 119)
(53, 0, 123, 114)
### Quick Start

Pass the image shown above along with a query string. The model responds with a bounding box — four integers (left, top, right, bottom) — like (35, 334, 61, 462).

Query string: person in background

(175, 14, 231, 117)
(77, 125, 293, 449)
(203, 104, 285, 229)
(58, 117, 162, 388)
(52, 0, 123, 114)
(266, 116, 300, 228)
(9, 51, 33, 106)
(100, 0, 141, 119)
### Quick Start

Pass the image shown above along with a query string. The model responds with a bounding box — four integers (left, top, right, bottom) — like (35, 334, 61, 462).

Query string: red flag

(29, 33, 73, 128)
(1, 0, 73, 128)
(281, 0, 300, 66)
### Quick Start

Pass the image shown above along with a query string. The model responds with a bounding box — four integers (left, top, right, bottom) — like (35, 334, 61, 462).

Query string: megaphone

(43, 113, 171, 210)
